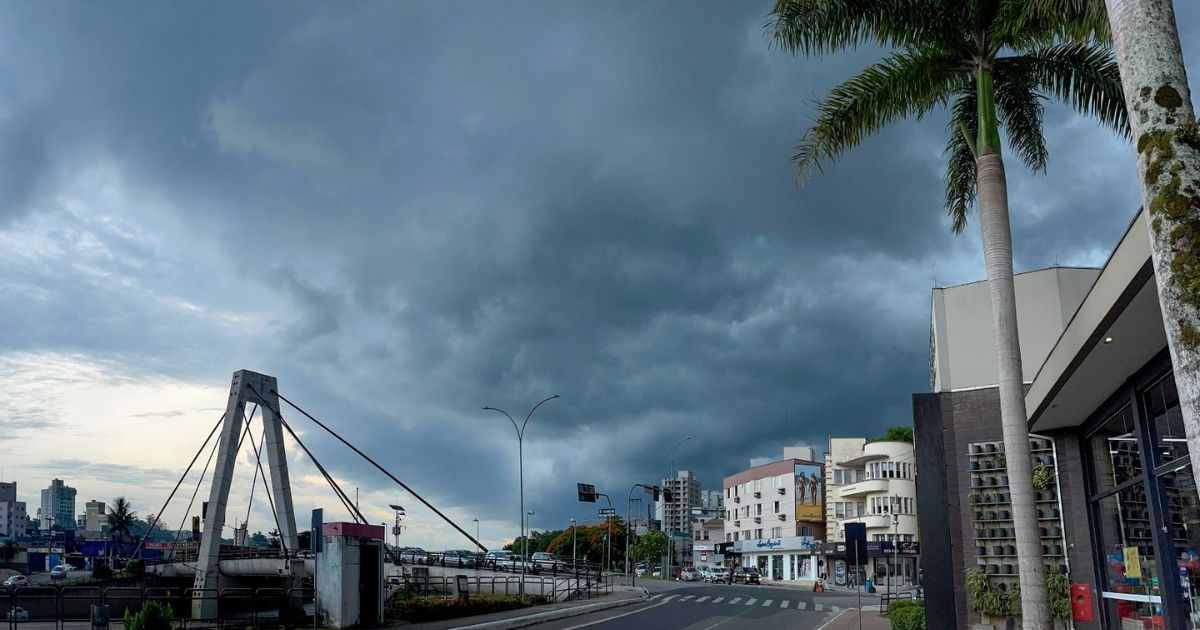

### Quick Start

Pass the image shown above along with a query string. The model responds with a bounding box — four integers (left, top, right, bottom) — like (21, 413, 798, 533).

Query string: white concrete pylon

(192, 370, 299, 619)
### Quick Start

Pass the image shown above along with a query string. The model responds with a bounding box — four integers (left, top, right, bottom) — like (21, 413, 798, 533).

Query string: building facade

(0, 481, 27, 538)
(77, 500, 105, 537)
(722, 450, 826, 582)
(691, 518, 725, 568)
(39, 479, 77, 531)
(825, 437, 918, 584)
(660, 470, 702, 535)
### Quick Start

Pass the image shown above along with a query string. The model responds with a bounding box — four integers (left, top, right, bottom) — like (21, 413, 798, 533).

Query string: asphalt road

(538, 580, 879, 630)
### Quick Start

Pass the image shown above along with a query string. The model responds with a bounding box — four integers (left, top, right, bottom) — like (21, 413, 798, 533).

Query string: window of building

(773, 500, 780, 513)
(800, 525, 813, 537)
(754, 529, 763, 539)
(727, 533, 732, 542)
(771, 527, 782, 538)
(756, 504, 762, 516)
(733, 532, 738, 542)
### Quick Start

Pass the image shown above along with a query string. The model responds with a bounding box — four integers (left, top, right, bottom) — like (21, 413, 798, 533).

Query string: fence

(880, 587, 923, 613)
(387, 572, 612, 604)
(3, 586, 314, 630)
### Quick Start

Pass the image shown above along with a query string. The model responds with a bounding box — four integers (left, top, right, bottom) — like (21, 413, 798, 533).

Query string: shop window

(1147, 374, 1188, 467)
(1091, 405, 1141, 496)
(1096, 487, 1163, 624)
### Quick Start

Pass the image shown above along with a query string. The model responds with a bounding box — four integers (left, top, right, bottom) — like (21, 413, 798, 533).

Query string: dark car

(733, 566, 761, 584)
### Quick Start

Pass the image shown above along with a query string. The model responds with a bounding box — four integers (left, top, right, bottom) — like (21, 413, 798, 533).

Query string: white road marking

(745, 598, 756, 606)
(729, 597, 742, 604)
(662, 594, 678, 603)
(797, 601, 807, 610)
(711, 597, 724, 603)
(555, 598, 673, 630)
(816, 609, 857, 630)
(814, 603, 824, 611)
(647, 594, 662, 601)
(832, 605, 841, 612)
(780, 600, 790, 608)
(762, 599, 773, 607)
(696, 596, 709, 602)
(680, 595, 694, 601)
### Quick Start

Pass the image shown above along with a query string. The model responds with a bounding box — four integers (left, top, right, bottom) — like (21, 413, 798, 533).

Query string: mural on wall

(795, 464, 823, 520)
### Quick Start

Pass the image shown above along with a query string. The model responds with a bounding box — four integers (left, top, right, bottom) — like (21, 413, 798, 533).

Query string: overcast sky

(1, 2, 1197, 550)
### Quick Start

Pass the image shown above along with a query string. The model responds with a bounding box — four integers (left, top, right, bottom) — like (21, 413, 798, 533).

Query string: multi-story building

(0, 481, 28, 538)
(825, 436, 918, 585)
(722, 446, 825, 582)
(77, 500, 105, 537)
(660, 470, 702, 535)
(39, 479, 77, 531)
(691, 518, 725, 568)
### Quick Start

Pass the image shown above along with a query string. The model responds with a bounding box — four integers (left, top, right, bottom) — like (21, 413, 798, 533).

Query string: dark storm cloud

(1, 0, 1196, 544)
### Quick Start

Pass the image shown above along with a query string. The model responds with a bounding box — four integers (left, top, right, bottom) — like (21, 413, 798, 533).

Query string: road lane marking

(814, 603, 824, 611)
(680, 595, 694, 601)
(729, 597, 741, 604)
(797, 601, 807, 610)
(662, 594, 678, 603)
(780, 600, 790, 608)
(696, 596, 709, 602)
(745, 598, 756, 606)
(711, 597, 724, 603)
(555, 598, 673, 630)
(762, 599, 772, 607)
(816, 609, 857, 630)
(647, 594, 662, 601)
(832, 605, 841, 612)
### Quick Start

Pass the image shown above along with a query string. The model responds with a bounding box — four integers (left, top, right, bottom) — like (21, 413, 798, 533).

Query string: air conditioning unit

(734, 496, 741, 503)
(754, 491, 762, 498)
(777, 488, 786, 495)
(778, 514, 787, 521)
(734, 520, 741, 527)
(754, 517, 762, 524)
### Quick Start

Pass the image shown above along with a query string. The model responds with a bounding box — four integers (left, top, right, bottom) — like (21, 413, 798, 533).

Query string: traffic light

(664, 489, 674, 502)
(652, 486, 660, 501)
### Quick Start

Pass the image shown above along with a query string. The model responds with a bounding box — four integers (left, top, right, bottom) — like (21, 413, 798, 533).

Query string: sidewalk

(401, 589, 646, 629)
(819, 608, 892, 630)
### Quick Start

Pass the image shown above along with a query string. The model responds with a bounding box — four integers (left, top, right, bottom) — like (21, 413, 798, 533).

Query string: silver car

(399, 547, 429, 564)
(7, 607, 29, 621)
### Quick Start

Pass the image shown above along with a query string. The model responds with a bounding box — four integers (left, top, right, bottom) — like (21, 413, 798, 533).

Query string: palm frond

(994, 0, 1110, 48)
(998, 42, 1128, 138)
(993, 63, 1049, 172)
(945, 89, 978, 234)
(770, 0, 959, 55)
(794, 48, 966, 181)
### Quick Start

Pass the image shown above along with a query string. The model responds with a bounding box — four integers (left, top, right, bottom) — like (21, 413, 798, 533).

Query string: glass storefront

(1086, 371, 1200, 628)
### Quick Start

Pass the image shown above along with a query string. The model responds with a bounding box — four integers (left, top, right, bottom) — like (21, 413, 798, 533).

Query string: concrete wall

(931, 267, 1100, 392)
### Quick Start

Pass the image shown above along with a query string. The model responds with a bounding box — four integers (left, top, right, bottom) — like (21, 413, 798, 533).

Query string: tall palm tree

(770, 1, 1126, 625)
(1098, 0, 1200, 494)
(106, 497, 137, 558)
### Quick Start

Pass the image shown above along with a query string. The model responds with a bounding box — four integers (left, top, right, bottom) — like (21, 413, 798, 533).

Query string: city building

(691, 518, 725, 568)
(913, 213, 1197, 629)
(660, 470, 702, 535)
(77, 500, 105, 538)
(722, 446, 826, 582)
(39, 478, 77, 531)
(0, 481, 28, 538)
(824, 436, 918, 585)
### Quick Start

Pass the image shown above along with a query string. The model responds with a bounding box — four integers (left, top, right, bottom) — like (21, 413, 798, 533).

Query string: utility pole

(666, 437, 690, 580)
(570, 519, 577, 565)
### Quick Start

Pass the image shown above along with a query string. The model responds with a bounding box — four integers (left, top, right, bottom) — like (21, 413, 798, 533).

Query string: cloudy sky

(1, 2, 1198, 550)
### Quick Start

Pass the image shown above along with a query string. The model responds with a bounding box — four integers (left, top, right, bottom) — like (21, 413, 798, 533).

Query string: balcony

(838, 479, 889, 498)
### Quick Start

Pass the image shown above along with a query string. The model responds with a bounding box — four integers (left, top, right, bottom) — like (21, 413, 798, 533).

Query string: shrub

(126, 559, 146, 577)
(385, 595, 547, 623)
(92, 564, 113, 580)
(890, 602, 925, 630)
(123, 601, 174, 630)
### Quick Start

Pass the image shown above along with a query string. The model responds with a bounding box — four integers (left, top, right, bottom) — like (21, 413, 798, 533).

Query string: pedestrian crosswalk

(644, 593, 841, 613)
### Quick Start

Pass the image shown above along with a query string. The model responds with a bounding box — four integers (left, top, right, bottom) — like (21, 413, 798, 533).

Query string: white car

(2, 575, 28, 589)
(7, 607, 29, 621)
(707, 568, 730, 583)
(680, 567, 700, 582)
(50, 565, 69, 580)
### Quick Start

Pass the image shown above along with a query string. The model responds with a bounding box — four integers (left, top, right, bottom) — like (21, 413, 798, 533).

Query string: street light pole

(666, 436, 691, 580)
(893, 496, 901, 590)
(473, 518, 480, 546)
(570, 519, 577, 565)
(484, 395, 559, 599)
(388, 504, 406, 559)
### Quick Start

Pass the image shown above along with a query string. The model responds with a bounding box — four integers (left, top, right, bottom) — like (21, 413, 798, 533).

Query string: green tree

(632, 529, 668, 564)
(0, 540, 16, 567)
(878, 426, 914, 442)
(106, 497, 137, 558)
(770, 2, 1125, 625)
(249, 531, 268, 548)
(122, 600, 173, 630)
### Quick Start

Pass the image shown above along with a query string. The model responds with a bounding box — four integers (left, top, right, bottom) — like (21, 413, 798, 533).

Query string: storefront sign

(834, 560, 847, 585)
(897, 541, 920, 555)
(1124, 546, 1142, 579)
(734, 535, 815, 554)
(756, 539, 782, 550)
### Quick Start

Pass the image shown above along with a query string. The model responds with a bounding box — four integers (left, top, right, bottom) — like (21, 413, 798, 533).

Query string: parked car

(733, 566, 761, 585)
(635, 563, 647, 576)
(440, 550, 473, 568)
(531, 552, 566, 572)
(399, 547, 429, 564)
(6, 607, 29, 621)
(484, 550, 514, 570)
(50, 566, 69, 580)
(707, 567, 730, 583)
(2, 575, 28, 589)
(680, 567, 700, 582)
(697, 567, 712, 581)
(651, 566, 661, 577)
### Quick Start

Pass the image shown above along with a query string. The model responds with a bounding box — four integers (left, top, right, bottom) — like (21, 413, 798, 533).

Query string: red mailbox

(1071, 583, 1095, 621)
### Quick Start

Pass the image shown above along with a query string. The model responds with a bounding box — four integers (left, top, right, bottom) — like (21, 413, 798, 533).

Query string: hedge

(890, 601, 925, 630)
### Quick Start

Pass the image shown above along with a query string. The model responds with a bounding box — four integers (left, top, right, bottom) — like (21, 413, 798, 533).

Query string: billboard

(795, 463, 823, 520)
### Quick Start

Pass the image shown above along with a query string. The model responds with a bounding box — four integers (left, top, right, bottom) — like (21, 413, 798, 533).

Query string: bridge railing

(2, 585, 315, 630)
(387, 571, 612, 604)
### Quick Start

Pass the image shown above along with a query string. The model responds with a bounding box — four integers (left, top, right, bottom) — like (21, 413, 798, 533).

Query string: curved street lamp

(666, 436, 691, 580)
(483, 394, 559, 597)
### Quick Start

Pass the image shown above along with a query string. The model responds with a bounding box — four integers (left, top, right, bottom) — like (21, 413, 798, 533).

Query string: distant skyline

(1, 1, 1198, 551)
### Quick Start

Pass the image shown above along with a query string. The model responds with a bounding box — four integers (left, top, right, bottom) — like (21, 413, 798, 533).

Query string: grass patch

(385, 594, 548, 623)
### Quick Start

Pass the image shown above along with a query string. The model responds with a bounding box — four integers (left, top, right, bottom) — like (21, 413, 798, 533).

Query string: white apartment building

(77, 500, 106, 537)
(40, 478, 77, 530)
(0, 482, 27, 538)
(660, 470, 702, 535)
(825, 437, 918, 585)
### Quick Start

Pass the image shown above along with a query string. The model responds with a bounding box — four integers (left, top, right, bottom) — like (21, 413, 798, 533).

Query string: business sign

(898, 541, 920, 556)
(794, 463, 823, 520)
(734, 536, 815, 554)
(756, 539, 783, 550)
(834, 560, 847, 585)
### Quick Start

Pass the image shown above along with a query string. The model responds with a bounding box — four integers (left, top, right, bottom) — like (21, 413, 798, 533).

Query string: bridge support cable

(243, 407, 290, 557)
(168, 409, 241, 560)
(134, 412, 226, 558)
(274, 390, 488, 552)
(243, 425, 268, 529)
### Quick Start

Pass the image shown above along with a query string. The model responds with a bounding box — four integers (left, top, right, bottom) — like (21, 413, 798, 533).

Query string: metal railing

(387, 571, 611, 604)
(880, 587, 923, 613)
(3, 586, 314, 630)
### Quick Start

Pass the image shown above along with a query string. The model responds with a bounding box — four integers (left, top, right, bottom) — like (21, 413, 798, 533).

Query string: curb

(452, 593, 648, 630)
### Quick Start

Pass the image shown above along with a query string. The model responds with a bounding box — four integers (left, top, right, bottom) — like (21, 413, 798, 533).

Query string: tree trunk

(976, 152, 1052, 628)
(1105, 0, 1200, 496)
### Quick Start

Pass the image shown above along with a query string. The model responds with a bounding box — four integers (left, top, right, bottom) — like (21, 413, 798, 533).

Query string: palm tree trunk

(1105, 0, 1200, 495)
(977, 152, 1052, 628)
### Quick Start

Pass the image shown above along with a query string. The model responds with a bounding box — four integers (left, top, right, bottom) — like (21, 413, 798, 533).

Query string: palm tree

(770, 2, 1126, 625)
(106, 497, 137, 558)
(1095, 0, 1200, 493)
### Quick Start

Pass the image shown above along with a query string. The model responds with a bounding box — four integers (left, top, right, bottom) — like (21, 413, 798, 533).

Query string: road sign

(577, 483, 597, 503)
(598, 508, 617, 517)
